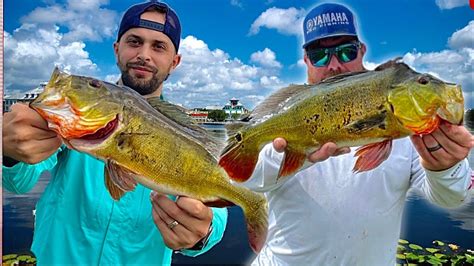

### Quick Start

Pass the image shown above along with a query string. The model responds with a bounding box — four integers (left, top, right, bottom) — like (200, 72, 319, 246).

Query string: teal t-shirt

(3, 147, 227, 265)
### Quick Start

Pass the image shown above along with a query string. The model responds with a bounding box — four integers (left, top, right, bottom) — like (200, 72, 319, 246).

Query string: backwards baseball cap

(117, 0, 181, 53)
(303, 3, 358, 48)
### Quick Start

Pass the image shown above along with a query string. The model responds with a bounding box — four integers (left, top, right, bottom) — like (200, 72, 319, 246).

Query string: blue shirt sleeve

(2, 147, 62, 194)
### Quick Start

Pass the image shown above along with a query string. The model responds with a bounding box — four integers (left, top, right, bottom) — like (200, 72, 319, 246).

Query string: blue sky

(4, 0, 474, 109)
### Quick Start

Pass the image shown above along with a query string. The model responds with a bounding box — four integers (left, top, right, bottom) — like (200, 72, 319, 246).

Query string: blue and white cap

(117, 0, 181, 52)
(303, 3, 358, 48)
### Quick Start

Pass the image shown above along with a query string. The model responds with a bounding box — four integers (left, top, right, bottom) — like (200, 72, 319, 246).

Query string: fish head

(30, 67, 123, 147)
(387, 64, 464, 135)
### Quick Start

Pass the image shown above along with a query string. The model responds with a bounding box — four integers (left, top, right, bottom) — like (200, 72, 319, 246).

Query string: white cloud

(260, 75, 282, 88)
(448, 21, 474, 50)
(250, 48, 282, 69)
(105, 74, 120, 83)
(21, 1, 118, 42)
(402, 45, 473, 108)
(249, 7, 305, 36)
(363, 61, 379, 70)
(435, 0, 468, 9)
(165, 35, 284, 109)
(4, 25, 98, 90)
(4, 0, 118, 91)
(66, 0, 110, 11)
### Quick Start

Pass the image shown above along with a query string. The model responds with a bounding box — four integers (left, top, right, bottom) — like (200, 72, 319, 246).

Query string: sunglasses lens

(310, 49, 329, 67)
(337, 44, 359, 63)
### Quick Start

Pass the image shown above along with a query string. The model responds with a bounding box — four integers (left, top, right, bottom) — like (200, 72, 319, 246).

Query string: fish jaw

(30, 96, 120, 150)
(436, 84, 464, 125)
(388, 82, 464, 135)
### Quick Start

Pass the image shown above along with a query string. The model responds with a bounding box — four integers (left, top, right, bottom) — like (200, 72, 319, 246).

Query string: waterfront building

(222, 98, 248, 120)
(3, 83, 46, 113)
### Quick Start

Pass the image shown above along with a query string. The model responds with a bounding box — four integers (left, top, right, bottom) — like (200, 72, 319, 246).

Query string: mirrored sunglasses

(307, 42, 361, 67)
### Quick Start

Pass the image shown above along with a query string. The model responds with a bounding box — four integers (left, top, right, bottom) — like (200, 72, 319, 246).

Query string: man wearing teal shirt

(3, 1, 227, 264)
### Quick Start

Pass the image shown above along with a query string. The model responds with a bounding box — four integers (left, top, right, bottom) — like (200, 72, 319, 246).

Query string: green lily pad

(396, 253, 406, 260)
(399, 239, 409, 244)
(427, 258, 442, 265)
(17, 255, 33, 261)
(4, 259, 19, 265)
(409, 244, 423, 250)
(432, 240, 445, 246)
(425, 248, 439, 253)
(2, 254, 18, 260)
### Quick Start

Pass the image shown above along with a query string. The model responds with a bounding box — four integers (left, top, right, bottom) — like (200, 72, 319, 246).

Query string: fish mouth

(69, 115, 120, 149)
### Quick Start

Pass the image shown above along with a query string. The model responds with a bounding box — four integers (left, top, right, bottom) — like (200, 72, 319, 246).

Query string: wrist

(184, 222, 213, 251)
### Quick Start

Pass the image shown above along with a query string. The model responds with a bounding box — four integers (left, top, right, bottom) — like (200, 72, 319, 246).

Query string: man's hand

(3, 103, 62, 164)
(410, 121, 474, 171)
(273, 137, 350, 163)
(151, 192, 213, 250)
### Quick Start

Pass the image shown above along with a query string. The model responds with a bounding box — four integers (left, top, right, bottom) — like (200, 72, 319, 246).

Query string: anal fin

(203, 198, 235, 208)
(353, 139, 392, 173)
(104, 160, 138, 200)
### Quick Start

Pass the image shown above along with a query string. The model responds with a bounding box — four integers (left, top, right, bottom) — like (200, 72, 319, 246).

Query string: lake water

(3, 125, 474, 265)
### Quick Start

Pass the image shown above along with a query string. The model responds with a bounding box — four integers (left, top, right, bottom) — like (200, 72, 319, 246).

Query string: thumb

(273, 138, 287, 153)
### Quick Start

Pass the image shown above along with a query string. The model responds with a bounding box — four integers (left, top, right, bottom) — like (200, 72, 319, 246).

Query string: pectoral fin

(353, 140, 392, 173)
(104, 160, 138, 200)
(345, 111, 387, 134)
(277, 147, 306, 181)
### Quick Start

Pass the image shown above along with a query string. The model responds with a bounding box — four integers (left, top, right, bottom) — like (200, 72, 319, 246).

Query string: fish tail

(219, 131, 259, 182)
(209, 169, 269, 253)
(235, 187, 268, 253)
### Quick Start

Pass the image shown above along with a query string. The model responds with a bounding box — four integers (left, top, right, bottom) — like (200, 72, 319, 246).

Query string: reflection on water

(3, 124, 474, 263)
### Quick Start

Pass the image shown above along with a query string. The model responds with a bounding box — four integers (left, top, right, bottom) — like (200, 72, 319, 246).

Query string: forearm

(422, 160, 471, 208)
(411, 151, 471, 208)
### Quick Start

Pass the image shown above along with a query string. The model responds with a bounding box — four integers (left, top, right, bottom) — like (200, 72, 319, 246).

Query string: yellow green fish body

(30, 68, 268, 253)
(219, 60, 464, 182)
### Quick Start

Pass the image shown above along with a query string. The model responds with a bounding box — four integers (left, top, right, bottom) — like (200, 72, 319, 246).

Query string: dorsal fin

(318, 70, 368, 85)
(146, 97, 224, 158)
(374, 57, 404, 71)
(147, 97, 196, 126)
(245, 84, 311, 123)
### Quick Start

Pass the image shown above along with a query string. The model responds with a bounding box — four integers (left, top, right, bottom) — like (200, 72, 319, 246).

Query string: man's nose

(137, 45, 152, 62)
(326, 54, 343, 72)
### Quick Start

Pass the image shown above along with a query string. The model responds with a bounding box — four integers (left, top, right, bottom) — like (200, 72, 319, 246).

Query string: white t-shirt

(241, 138, 471, 266)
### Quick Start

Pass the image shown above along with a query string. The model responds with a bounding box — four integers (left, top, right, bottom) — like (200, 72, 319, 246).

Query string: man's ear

(169, 54, 182, 73)
(303, 52, 312, 67)
(113, 42, 119, 58)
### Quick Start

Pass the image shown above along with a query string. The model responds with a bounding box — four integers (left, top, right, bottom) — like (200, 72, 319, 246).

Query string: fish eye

(89, 79, 102, 88)
(235, 132, 242, 142)
(417, 76, 429, 85)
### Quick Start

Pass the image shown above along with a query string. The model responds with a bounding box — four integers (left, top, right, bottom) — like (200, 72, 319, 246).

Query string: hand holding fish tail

(410, 121, 474, 171)
(3, 103, 62, 164)
(273, 137, 351, 163)
(151, 192, 213, 250)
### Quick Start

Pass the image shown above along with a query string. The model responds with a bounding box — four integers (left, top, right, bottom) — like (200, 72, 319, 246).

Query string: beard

(118, 58, 170, 96)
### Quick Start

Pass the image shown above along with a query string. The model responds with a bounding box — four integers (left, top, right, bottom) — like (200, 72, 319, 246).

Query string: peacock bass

(30, 68, 268, 253)
(219, 60, 464, 183)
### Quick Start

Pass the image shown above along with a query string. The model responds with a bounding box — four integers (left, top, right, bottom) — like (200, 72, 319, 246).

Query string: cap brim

(303, 33, 358, 48)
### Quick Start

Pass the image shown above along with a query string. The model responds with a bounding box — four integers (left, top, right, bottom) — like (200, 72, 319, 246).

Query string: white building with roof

(222, 98, 248, 119)
(3, 83, 46, 112)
